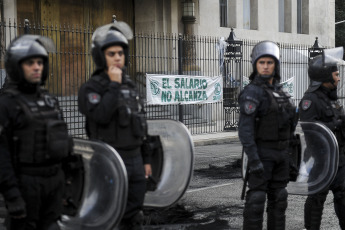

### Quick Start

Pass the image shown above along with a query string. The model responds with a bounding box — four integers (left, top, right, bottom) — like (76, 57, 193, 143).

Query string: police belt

(19, 163, 62, 177)
(256, 140, 290, 150)
(116, 146, 141, 159)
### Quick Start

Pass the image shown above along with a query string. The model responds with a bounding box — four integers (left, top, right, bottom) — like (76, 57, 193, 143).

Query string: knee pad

(244, 191, 266, 229)
(267, 189, 288, 213)
(246, 190, 266, 205)
(268, 188, 288, 202)
(245, 191, 266, 215)
(308, 190, 328, 206)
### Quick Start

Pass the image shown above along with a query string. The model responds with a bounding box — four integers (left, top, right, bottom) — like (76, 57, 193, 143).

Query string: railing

(1, 19, 341, 137)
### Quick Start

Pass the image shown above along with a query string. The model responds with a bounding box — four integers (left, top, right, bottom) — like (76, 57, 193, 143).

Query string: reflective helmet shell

(249, 40, 281, 81)
(251, 40, 280, 66)
(5, 35, 50, 85)
(91, 24, 129, 70)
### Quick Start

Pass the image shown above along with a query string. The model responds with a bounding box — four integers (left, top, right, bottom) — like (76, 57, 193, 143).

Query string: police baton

(241, 166, 249, 200)
(241, 148, 249, 200)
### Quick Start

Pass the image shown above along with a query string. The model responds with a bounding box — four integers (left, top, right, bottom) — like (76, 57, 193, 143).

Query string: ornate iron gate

(222, 29, 242, 130)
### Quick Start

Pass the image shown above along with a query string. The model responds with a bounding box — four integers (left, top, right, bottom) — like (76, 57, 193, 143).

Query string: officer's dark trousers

(304, 165, 345, 230)
(243, 147, 289, 230)
(10, 168, 65, 230)
(122, 155, 146, 222)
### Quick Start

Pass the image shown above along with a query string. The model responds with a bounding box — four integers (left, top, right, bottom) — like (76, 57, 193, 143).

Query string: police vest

(6, 89, 69, 165)
(87, 75, 147, 151)
(255, 84, 296, 143)
(314, 90, 345, 147)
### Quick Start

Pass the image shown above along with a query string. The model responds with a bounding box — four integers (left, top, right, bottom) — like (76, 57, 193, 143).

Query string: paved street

(144, 140, 341, 230)
(0, 136, 341, 230)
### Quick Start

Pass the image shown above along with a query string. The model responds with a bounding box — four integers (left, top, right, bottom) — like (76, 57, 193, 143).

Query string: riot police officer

(238, 41, 297, 230)
(299, 52, 345, 230)
(0, 35, 71, 229)
(78, 22, 152, 230)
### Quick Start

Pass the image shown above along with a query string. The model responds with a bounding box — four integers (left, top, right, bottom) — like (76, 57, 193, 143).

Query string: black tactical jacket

(238, 77, 296, 165)
(299, 86, 345, 166)
(78, 70, 150, 163)
(0, 85, 69, 201)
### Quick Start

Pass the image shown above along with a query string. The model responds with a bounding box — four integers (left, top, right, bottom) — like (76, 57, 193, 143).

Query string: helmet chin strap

(328, 75, 337, 89)
(259, 74, 273, 80)
(257, 70, 275, 80)
(329, 86, 338, 100)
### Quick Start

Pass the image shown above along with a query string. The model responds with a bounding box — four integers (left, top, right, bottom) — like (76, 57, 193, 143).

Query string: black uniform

(0, 85, 69, 229)
(299, 86, 345, 229)
(78, 70, 150, 225)
(239, 76, 297, 230)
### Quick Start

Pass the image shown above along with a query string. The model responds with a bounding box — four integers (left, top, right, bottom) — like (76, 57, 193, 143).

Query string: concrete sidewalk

(191, 131, 239, 146)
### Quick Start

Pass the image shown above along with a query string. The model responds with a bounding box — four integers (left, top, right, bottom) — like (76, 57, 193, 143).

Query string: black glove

(249, 160, 264, 175)
(339, 115, 345, 127)
(340, 114, 345, 122)
(6, 196, 26, 218)
(335, 119, 343, 129)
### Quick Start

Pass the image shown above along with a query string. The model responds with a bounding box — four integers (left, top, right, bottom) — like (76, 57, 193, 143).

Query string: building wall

(5, 0, 335, 47)
(135, 0, 335, 47)
(197, 0, 335, 47)
(135, 0, 181, 34)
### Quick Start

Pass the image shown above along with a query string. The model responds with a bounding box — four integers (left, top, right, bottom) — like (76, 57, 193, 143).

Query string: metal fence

(1, 19, 341, 137)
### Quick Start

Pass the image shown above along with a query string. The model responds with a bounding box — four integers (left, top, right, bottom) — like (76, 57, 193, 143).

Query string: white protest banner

(146, 74, 223, 105)
(281, 77, 294, 97)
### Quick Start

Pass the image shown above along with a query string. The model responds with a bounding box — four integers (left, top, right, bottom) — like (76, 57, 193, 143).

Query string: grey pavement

(188, 131, 340, 230)
(192, 131, 239, 146)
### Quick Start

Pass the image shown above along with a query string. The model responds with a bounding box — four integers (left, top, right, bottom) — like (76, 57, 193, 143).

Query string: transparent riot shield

(144, 119, 195, 208)
(323, 47, 344, 66)
(59, 138, 128, 230)
(287, 122, 338, 195)
(242, 121, 338, 196)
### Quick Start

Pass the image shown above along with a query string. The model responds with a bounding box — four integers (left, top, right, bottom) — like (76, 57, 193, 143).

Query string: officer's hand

(249, 160, 264, 175)
(6, 196, 26, 219)
(144, 164, 152, 179)
(339, 115, 345, 125)
(335, 119, 343, 130)
(107, 66, 122, 83)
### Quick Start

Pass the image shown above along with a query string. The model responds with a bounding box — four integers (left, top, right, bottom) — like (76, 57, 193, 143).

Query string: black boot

(129, 210, 144, 230)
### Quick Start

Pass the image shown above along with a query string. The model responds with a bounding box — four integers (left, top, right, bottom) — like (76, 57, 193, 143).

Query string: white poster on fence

(146, 74, 223, 105)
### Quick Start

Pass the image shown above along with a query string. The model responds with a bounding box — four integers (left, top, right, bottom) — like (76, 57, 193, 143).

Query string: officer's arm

(0, 101, 23, 205)
(299, 95, 340, 131)
(299, 95, 319, 122)
(238, 89, 261, 165)
(78, 81, 122, 124)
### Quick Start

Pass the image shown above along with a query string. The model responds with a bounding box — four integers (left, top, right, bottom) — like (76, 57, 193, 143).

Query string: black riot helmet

(5, 35, 55, 85)
(308, 50, 338, 83)
(249, 40, 281, 81)
(308, 55, 338, 84)
(91, 21, 133, 70)
(306, 47, 344, 92)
